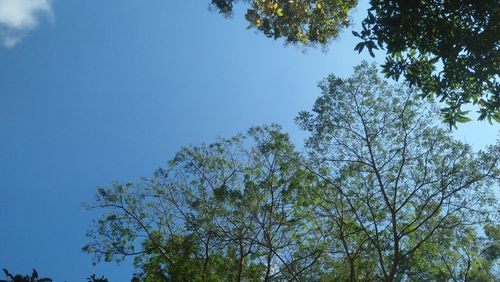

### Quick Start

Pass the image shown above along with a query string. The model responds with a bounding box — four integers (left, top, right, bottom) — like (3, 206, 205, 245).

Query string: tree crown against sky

(211, 0, 500, 127)
(84, 63, 500, 281)
(83, 125, 321, 281)
(296, 62, 500, 281)
(1, 2, 498, 281)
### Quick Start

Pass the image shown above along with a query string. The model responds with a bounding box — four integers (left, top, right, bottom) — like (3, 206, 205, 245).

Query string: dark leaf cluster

(0, 269, 51, 282)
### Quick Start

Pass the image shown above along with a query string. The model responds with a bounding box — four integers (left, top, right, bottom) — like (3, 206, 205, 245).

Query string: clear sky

(0, 1, 498, 281)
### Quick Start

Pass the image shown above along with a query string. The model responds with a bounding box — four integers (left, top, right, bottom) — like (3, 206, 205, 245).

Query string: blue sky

(0, 0, 498, 281)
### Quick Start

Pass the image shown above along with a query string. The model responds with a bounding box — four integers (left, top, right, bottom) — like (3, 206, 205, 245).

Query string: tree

(355, 0, 500, 126)
(211, 0, 499, 126)
(84, 125, 320, 281)
(400, 223, 500, 281)
(84, 63, 498, 280)
(296, 62, 500, 281)
(211, 0, 357, 46)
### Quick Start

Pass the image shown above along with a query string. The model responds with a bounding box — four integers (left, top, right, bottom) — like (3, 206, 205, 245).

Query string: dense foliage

(84, 63, 499, 281)
(211, 0, 357, 46)
(211, 0, 500, 126)
(355, 0, 500, 126)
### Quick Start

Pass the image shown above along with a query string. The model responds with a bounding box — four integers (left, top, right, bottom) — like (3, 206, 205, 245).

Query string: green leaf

(354, 42, 365, 53)
(456, 116, 472, 123)
(492, 113, 500, 123)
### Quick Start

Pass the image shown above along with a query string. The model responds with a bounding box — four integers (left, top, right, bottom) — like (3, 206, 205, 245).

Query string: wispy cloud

(0, 0, 53, 47)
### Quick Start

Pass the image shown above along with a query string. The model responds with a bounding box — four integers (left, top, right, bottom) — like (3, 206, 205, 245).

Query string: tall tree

(296, 62, 500, 281)
(84, 125, 319, 281)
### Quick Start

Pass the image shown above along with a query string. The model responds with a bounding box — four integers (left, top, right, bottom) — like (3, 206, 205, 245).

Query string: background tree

(0, 269, 52, 282)
(0, 270, 109, 282)
(211, 0, 499, 125)
(400, 222, 500, 281)
(296, 62, 500, 281)
(84, 125, 320, 281)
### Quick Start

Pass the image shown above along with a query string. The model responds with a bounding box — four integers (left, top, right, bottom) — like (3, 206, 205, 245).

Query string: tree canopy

(357, 0, 500, 126)
(84, 63, 499, 281)
(211, 0, 357, 46)
(211, 0, 500, 126)
(84, 125, 321, 281)
(296, 62, 500, 281)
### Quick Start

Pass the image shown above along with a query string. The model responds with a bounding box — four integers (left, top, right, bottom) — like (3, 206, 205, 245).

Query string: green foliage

(401, 224, 499, 281)
(211, 0, 357, 46)
(356, 0, 499, 126)
(84, 125, 320, 281)
(84, 63, 499, 281)
(212, 0, 499, 126)
(483, 223, 500, 263)
(296, 62, 500, 281)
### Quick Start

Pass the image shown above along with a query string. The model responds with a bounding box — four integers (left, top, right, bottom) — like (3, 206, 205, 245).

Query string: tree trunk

(236, 238, 244, 282)
(349, 260, 356, 282)
(264, 252, 272, 282)
(202, 233, 211, 282)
